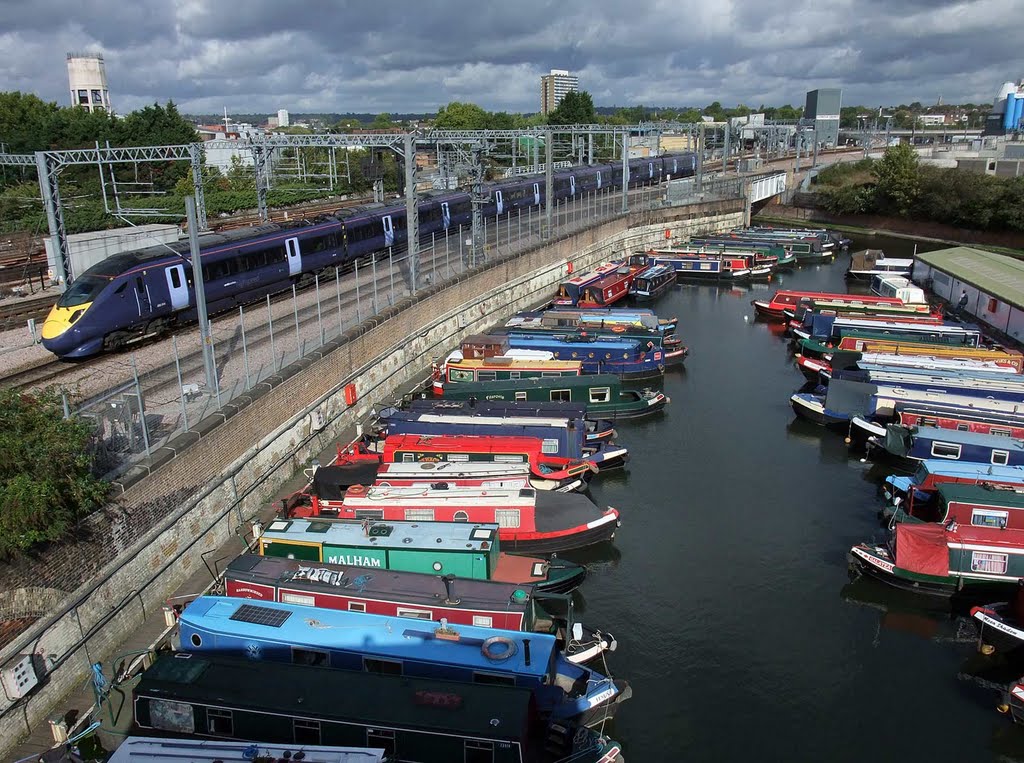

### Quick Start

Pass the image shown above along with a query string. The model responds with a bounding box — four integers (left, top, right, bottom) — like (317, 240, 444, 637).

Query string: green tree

(547, 91, 596, 125)
(433, 101, 490, 130)
(872, 143, 920, 216)
(0, 388, 108, 558)
(371, 112, 394, 129)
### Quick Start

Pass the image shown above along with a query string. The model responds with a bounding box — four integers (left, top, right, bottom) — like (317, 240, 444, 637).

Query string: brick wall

(0, 203, 743, 757)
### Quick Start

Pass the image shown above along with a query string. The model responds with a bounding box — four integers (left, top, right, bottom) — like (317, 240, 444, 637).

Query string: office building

(540, 69, 578, 115)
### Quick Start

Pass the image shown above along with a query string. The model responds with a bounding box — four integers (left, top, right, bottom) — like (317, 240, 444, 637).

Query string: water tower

(67, 52, 111, 113)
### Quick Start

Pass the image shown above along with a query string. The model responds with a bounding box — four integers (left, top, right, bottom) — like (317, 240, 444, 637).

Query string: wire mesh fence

(71, 180, 716, 477)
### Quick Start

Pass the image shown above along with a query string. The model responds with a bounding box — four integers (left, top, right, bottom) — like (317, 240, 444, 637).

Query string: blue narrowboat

(504, 333, 665, 380)
(791, 314, 982, 346)
(531, 307, 677, 332)
(883, 460, 1024, 509)
(628, 264, 676, 301)
(177, 596, 631, 728)
(868, 424, 1024, 466)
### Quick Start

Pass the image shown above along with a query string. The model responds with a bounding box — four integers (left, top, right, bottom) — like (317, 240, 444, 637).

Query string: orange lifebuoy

(611, 325, 626, 333)
(348, 485, 366, 495)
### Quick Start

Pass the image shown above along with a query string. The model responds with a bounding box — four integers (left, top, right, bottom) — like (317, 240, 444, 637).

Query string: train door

(134, 276, 151, 318)
(648, 162, 654, 179)
(672, 159, 679, 175)
(164, 264, 189, 310)
(570, 176, 576, 196)
(382, 215, 395, 247)
(596, 170, 602, 190)
(441, 202, 451, 230)
(532, 182, 541, 206)
(285, 237, 302, 276)
(495, 190, 504, 215)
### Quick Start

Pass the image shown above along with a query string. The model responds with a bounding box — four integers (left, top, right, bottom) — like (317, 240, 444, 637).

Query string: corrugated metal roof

(917, 246, 1024, 308)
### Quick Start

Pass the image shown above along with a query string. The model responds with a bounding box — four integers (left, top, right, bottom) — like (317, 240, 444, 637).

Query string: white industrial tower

(67, 52, 111, 113)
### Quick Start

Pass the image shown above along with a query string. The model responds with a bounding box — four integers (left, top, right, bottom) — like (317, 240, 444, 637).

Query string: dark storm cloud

(0, 0, 1020, 116)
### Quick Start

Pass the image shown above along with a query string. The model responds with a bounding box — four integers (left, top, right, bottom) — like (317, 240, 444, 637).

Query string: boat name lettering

(323, 554, 383, 568)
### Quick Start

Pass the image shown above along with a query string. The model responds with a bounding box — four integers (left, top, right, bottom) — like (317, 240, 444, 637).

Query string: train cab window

(56, 276, 106, 307)
(114, 282, 127, 294)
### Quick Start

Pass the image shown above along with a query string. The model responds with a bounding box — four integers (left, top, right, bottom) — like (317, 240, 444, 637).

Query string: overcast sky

(1, 0, 1021, 116)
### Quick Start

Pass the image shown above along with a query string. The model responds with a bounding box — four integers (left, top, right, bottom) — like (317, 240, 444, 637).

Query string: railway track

(0, 293, 56, 330)
(2, 358, 85, 391)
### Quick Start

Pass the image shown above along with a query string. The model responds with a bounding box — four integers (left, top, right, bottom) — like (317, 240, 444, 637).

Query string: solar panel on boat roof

(229, 603, 292, 628)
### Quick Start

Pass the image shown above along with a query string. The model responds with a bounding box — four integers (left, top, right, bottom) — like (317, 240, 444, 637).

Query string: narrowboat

(886, 482, 1024, 530)
(553, 261, 624, 307)
(431, 356, 582, 394)
(132, 653, 624, 762)
(883, 459, 1024, 508)
(834, 337, 1024, 371)
(257, 518, 587, 593)
(502, 324, 688, 366)
(224, 554, 617, 664)
(791, 314, 972, 345)
(849, 522, 1024, 599)
(867, 425, 1024, 467)
(850, 401, 1024, 452)
(690, 233, 833, 262)
(541, 307, 677, 332)
(576, 267, 636, 308)
(502, 332, 665, 380)
(871, 275, 927, 304)
(971, 582, 1024, 655)
(177, 596, 632, 727)
(845, 249, 914, 281)
(291, 483, 622, 554)
(441, 374, 669, 419)
(374, 409, 629, 470)
(752, 290, 914, 320)
(642, 249, 754, 281)
(340, 433, 599, 486)
(401, 398, 616, 444)
(795, 341, 1023, 381)
(107, 738, 384, 763)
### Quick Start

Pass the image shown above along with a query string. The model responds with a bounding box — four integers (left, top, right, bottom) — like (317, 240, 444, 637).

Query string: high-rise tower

(540, 69, 579, 115)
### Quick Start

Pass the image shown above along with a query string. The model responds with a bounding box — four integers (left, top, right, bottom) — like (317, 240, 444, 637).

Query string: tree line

(812, 144, 1024, 233)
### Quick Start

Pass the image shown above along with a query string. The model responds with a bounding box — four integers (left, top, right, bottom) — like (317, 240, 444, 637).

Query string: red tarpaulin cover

(895, 523, 950, 577)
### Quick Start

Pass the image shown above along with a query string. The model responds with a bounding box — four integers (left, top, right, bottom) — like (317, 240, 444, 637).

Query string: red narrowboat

(752, 290, 914, 320)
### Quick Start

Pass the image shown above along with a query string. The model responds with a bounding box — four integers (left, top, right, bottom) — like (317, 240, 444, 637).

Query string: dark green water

(572, 233, 1024, 761)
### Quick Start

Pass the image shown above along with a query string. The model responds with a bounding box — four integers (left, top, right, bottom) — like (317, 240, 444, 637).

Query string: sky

(1, 0, 1022, 116)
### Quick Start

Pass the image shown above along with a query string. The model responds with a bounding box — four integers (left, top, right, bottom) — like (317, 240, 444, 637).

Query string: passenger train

(41, 153, 696, 358)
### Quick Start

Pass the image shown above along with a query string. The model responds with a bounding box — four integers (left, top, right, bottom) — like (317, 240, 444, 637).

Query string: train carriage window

(169, 268, 182, 289)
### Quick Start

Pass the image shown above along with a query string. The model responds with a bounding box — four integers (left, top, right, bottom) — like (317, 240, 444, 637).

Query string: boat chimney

(523, 639, 531, 666)
(442, 574, 461, 605)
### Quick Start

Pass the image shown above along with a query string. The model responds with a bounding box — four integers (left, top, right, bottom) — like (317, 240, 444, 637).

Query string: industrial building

(912, 247, 1024, 342)
(804, 88, 842, 148)
(67, 52, 111, 113)
(540, 69, 578, 115)
(984, 79, 1024, 135)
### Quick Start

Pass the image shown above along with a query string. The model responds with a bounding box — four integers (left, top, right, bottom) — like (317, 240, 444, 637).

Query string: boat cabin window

(446, 453, 470, 462)
(364, 657, 403, 675)
(293, 719, 321, 745)
(550, 389, 571, 402)
(449, 369, 475, 382)
(402, 453, 415, 462)
(396, 607, 434, 620)
(454, 510, 469, 521)
(971, 551, 1008, 575)
(541, 371, 562, 377)
(495, 509, 521, 528)
(354, 510, 384, 520)
(348, 602, 366, 612)
(991, 429, 1012, 438)
(972, 509, 1009, 529)
(281, 592, 315, 607)
(992, 450, 1010, 466)
(931, 442, 962, 459)
(541, 439, 559, 454)
(956, 424, 970, 431)
(206, 708, 234, 737)
(473, 615, 494, 627)
(493, 454, 526, 463)
(474, 671, 517, 687)
(292, 647, 329, 667)
(515, 392, 528, 401)
(405, 509, 436, 521)
(465, 739, 496, 763)
(367, 729, 396, 755)
(920, 418, 938, 427)
(477, 371, 497, 381)
(589, 387, 611, 404)
(510, 371, 521, 379)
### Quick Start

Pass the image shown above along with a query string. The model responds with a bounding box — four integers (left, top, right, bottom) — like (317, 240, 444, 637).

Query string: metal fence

(71, 181, 716, 478)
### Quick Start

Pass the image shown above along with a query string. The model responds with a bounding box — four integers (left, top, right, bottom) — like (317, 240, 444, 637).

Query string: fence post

(314, 273, 324, 346)
(388, 248, 396, 304)
(173, 334, 190, 430)
(371, 255, 378, 314)
(291, 284, 301, 356)
(237, 307, 251, 391)
(130, 353, 151, 457)
(209, 324, 222, 409)
(267, 294, 278, 372)
(335, 266, 344, 337)
(61, 391, 70, 419)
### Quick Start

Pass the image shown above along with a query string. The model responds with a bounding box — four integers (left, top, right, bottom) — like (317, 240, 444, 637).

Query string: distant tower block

(67, 52, 111, 113)
(277, 109, 290, 127)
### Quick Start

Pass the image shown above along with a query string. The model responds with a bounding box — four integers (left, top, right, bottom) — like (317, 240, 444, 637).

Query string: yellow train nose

(41, 303, 90, 340)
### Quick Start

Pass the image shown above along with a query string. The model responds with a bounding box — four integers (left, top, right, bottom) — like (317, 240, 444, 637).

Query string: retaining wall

(0, 200, 743, 757)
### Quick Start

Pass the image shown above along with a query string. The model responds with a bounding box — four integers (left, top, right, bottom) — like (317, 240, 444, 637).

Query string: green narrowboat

(441, 373, 668, 419)
(257, 517, 585, 593)
(132, 653, 624, 763)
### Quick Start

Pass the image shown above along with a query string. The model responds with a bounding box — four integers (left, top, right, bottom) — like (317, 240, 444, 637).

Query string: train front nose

(40, 303, 92, 356)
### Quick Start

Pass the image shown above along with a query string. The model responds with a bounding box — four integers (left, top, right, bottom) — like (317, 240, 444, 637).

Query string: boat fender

(481, 636, 518, 661)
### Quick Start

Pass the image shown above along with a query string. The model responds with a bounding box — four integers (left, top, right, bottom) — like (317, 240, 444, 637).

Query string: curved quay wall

(0, 200, 743, 756)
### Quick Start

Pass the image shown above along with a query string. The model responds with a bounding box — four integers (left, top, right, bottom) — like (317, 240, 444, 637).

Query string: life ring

(611, 325, 626, 333)
(348, 485, 366, 495)
(481, 636, 518, 661)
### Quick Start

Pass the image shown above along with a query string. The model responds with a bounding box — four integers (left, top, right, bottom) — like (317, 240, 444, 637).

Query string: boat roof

(180, 596, 557, 678)
(344, 485, 538, 507)
(937, 482, 1024, 508)
(135, 652, 534, 738)
(905, 426, 1024, 449)
(386, 411, 579, 429)
(407, 399, 590, 420)
(915, 459, 1024, 480)
(106, 736, 385, 763)
(447, 357, 582, 370)
(895, 401, 1024, 423)
(833, 317, 979, 333)
(384, 432, 564, 453)
(260, 517, 500, 551)
(226, 554, 535, 611)
(444, 374, 621, 393)
(508, 334, 641, 350)
(856, 363, 1024, 385)
(377, 461, 532, 477)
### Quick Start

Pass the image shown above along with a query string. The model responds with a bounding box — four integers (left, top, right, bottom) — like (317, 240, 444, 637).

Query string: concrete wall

(0, 201, 743, 756)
